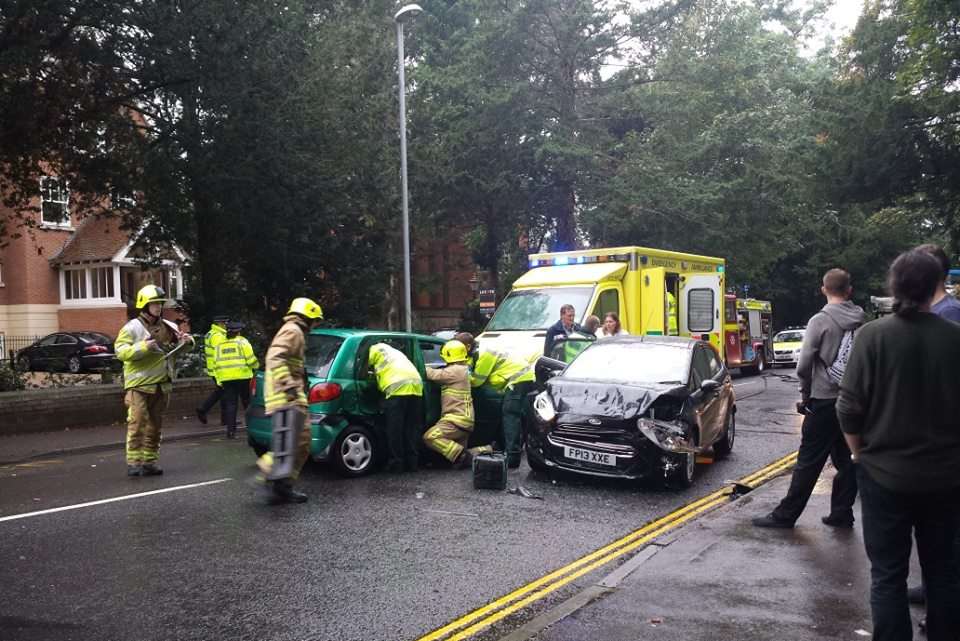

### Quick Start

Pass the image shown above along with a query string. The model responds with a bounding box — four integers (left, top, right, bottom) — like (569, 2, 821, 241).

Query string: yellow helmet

(135, 284, 168, 309)
(287, 297, 323, 320)
(440, 340, 469, 363)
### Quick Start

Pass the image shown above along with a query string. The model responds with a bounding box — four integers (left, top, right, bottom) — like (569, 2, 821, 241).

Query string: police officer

(423, 340, 493, 469)
(196, 315, 229, 425)
(456, 332, 535, 469)
(214, 320, 259, 439)
(115, 284, 194, 476)
(257, 297, 323, 504)
(368, 342, 424, 473)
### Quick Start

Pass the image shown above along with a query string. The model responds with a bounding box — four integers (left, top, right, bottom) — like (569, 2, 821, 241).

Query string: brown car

(526, 335, 736, 488)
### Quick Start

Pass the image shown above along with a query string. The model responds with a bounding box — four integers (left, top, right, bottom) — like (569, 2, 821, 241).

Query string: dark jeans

(858, 467, 960, 641)
(220, 379, 251, 430)
(772, 397, 857, 523)
(384, 394, 423, 471)
(198, 380, 224, 418)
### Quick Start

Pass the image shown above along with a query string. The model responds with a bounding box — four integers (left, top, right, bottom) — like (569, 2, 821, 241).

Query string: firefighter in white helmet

(423, 340, 493, 469)
(256, 297, 323, 503)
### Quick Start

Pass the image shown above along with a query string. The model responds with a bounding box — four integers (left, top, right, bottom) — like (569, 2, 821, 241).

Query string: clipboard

(159, 319, 196, 360)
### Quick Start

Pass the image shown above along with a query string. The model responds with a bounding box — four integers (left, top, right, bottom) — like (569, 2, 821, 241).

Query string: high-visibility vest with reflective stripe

(667, 292, 678, 335)
(470, 349, 533, 392)
(204, 324, 227, 374)
(369, 344, 423, 398)
(215, 336, 258, 384)
(115, 317, 176, 390)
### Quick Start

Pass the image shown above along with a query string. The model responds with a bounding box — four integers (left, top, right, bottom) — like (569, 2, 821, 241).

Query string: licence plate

(563, 445, 616, 467)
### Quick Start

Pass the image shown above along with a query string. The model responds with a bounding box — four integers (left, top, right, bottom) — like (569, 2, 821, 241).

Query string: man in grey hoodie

(753, 268, 866, 529)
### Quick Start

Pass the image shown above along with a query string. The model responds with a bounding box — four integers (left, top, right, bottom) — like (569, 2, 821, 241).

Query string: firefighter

(214, 320, 259, 439)
(456, 332, 535, 469)
(115, 284, 194, 477)
(368, 342, 424, 473)
(423, 340, 493, 469)
(196, 314, 229, 425)
(256, 297, 323, 504)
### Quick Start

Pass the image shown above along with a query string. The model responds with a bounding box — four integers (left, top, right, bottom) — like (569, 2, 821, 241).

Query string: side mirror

(700, 379, 721, 394)
(535, 356, 565, 386)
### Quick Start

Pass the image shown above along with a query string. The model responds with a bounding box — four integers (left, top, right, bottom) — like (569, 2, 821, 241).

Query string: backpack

(825, 329, 856, 385)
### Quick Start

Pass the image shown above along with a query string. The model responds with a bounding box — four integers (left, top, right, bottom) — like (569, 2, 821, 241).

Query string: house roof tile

(49, 214, 130, 265)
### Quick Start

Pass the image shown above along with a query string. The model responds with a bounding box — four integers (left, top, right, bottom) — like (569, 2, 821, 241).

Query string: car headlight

(793, 348, 802, 355)
(533, 391, 556, 424)
(637, 418, 693, 453)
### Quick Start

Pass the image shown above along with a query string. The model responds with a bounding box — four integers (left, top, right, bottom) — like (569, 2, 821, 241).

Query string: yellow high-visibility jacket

(115, 314, 178, 392)
(214, 335, 259, 385)
(426, 363, 473, 429)
(469, 349, 534, 392)
(203, 323, 227, 375)
(369, 343, 423, 398)
(263, 315, 308, 415)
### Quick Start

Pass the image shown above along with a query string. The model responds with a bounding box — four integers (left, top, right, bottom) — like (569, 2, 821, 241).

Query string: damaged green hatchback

(245, 328, 502, 476)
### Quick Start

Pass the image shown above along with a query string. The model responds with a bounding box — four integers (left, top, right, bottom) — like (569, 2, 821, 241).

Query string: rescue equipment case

(473, 452, 507, 490)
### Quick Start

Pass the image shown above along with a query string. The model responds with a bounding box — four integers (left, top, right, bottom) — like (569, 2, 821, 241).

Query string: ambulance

(476, 246, 726, 361)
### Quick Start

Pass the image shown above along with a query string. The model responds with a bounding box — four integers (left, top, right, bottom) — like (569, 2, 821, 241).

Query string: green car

(245, 329, 503, 477)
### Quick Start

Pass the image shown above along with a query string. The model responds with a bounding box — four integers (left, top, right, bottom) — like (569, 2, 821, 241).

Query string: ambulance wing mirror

(535, 356, 566, 386)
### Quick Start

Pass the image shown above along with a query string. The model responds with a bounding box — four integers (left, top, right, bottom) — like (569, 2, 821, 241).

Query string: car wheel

(67, 356, 82, 374)
(248, 435, 268, 458)
(714, 409, 735, 459)
(16, 355, 31, 372)
(333, 425, 376, 477)
(665, 422, 697, 489)
(756, 353, 766, 373)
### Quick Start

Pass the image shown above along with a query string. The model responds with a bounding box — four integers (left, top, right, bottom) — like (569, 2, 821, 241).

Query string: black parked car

(16, 332, 119, 373)
(526, 335, 736, 488)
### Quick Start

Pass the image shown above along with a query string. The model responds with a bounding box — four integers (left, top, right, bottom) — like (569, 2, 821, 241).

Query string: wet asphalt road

(0, 372, 803, 641)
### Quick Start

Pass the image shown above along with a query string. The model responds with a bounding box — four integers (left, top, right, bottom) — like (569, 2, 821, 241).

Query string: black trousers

(858, 467, 960, 641)
(198, 379, 225, 418)
(772, 397, 857, 523)
(383, 394, 423, 471)
(220, 379, 251, 430)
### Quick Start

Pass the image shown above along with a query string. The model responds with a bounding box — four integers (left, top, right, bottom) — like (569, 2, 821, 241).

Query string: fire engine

(722, 296, 773, 374)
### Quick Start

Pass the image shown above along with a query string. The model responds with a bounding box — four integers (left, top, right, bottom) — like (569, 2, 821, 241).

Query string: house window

(170, 270, 181, 299)
(90, 267, 115, 298)
(111, 190, 136, 211)
(64, 269, 87, 300)
(40, 177, 70, 226)
(0, 262, 4, 287)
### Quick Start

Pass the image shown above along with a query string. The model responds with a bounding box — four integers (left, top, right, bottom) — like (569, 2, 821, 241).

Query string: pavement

(0, 412, 236, 465)
(519, 470, 927, 641)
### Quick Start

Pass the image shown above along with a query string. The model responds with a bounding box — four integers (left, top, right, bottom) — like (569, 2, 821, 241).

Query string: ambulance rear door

(680, 273, 722, 354)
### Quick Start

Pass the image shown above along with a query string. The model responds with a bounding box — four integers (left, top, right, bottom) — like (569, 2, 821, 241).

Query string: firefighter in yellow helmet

(423, 340, 493, 469)
(257, 297, 323, 503)
(368, 342, 423, 473)
(115, 284, 194, 477)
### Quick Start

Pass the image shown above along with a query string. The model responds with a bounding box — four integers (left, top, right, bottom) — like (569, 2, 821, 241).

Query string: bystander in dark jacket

(837, 249, 960, 641)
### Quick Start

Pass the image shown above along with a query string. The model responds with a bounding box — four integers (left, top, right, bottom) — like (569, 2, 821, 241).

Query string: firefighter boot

(271, 479, 307, 504)
(453, 450, 474, 470)
(127, 464, 143, 477)
(141, 463, 163, 476)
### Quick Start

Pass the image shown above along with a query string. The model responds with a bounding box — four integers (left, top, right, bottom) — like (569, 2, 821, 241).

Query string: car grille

(774, 350, 795, 357)
(547, 434, 636, 456)
(555, 423, 631, 440)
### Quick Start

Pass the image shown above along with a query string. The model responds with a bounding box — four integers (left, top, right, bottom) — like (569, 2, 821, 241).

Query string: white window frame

(40, 176, 72, 228)
(0, 262, 4, 287)
(59, 264, 123, 307)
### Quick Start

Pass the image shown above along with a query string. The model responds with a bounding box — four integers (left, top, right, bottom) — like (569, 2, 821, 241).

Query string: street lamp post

(395, 3, 422, 333)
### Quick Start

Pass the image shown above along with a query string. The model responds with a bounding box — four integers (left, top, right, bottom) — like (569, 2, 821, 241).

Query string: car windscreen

(485, 286, 594, 331)
(562, 342, 691, 386)
(305, 334, 344, 379)
(77, 332, 112, 344)
(774, 331, 804, 343)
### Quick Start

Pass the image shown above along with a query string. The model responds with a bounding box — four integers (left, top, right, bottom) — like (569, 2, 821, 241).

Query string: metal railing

(1, 336, 41, 365)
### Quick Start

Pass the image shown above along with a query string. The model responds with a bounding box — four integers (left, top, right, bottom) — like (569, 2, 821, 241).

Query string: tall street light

(395, 3, 422, 333)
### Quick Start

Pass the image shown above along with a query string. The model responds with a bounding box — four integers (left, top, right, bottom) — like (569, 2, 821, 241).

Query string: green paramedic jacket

(115, 315, 179, 392)
(369, 343, 423, 398)
(214, 336, 259, 385)
(469, 348, 534, 392)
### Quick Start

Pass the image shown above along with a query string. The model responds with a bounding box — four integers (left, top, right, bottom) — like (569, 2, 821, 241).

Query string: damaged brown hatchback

(525, 336, 735, 488)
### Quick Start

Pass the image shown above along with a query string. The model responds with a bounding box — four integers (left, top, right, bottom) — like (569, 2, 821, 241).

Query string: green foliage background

(1, 0, 957, 331)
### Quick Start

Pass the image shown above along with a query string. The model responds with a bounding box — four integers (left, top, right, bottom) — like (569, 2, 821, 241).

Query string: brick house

(0, 177, 187, 345)
(411, 230, 484, 331)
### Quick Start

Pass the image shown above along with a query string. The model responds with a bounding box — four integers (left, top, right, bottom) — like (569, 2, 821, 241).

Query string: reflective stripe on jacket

(369, 343, 423, 398)
(115, 315, 177, 391)
(204, 324, 227, 375)
(469, 349, 534, 392)
(426, 363, 473, 428)
(215, 336, 259, 384)
(264, 315, 308, 415)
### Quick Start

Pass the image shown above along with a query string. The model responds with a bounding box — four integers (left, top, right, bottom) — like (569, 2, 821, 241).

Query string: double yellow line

(416, 450, 799, 641)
